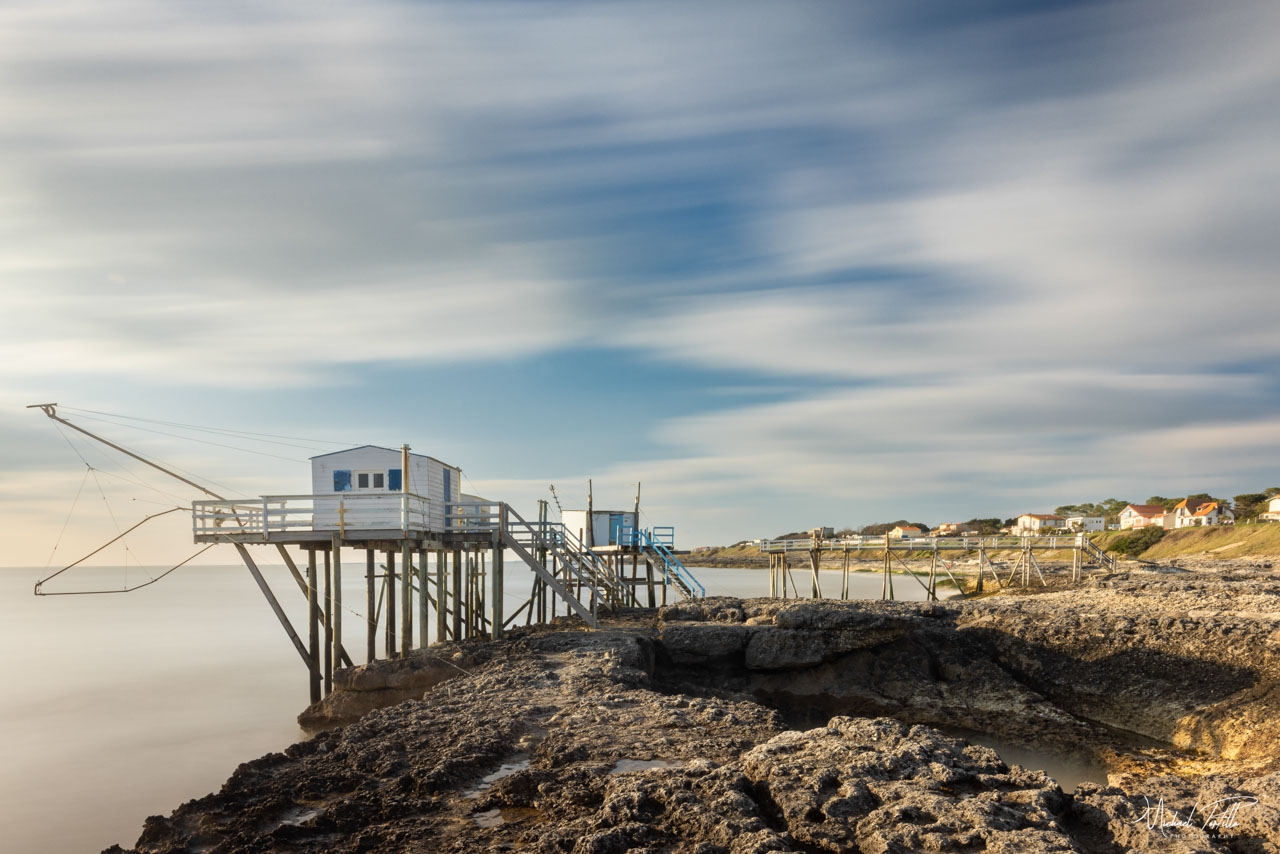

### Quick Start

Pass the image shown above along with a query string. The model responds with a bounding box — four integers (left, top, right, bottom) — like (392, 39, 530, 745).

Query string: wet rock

(299, 641, 492, 728)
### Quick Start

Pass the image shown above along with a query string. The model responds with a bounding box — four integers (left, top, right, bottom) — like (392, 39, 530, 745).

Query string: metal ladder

(632, 527, 705, 599)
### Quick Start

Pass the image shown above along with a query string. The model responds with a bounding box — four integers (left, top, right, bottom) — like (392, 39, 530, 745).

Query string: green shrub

(1109, 526, 1166, 557)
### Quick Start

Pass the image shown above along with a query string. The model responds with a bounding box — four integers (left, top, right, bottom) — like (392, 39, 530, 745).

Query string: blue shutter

(388, 469, 402, 491)
(333, 470, 352, 492)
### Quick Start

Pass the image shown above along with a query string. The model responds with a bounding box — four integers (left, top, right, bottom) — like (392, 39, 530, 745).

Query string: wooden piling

(365, 549, 376, 664)
(809, 547, 822, 599)
(307, 549, 320, 704)
(401, 540, 412, 657)
(417, 547, 428, 649)
(455, 550, 465, 637)
(491, 529, 504, 640)
(385, 549, 396, 659)
(323, 548, 333, 695)
(881, 534, 895, 601)
(435, 550, 446, 642)
(332, 538, 343, 672)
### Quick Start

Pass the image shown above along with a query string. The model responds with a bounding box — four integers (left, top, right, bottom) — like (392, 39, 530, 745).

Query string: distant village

(722, 490, 1280, 550)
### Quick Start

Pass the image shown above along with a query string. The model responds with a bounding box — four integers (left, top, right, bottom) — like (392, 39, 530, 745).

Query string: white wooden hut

(454, 493, 497, 530)
(561, 509, 638, 548)
(310, 445, 460, 531)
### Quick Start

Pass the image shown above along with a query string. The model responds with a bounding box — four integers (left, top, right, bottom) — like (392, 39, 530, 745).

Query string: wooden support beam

(882, 535, 895, 601)
(365, 549, 376, 664)
(385, 549, 396, 659)
(491, 529, 504, 640)
(551, 553, 558, 620)
(323, 548, 333, 696)
(307, 549, 321, 704)
(418, 547, 428, 649)
(332, 537, 344, 673)
(401, 540, 412, 657)
(452, 548, 463, 640)
(436, 550, 447, 643)
(274, 543, 350, 666)
(275, 543, 309, 599)
(232, 543, 318, 698)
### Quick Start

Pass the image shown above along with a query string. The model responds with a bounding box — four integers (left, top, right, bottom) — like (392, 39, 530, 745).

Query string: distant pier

(759, 530, 1117, 601)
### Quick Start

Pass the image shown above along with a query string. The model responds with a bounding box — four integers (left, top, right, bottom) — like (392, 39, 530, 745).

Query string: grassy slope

(1130, 523, 1280, 560)
(1090, 523, 1280, 560)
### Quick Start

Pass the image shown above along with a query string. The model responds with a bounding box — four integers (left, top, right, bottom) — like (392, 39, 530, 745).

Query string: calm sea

(0, 562, 933, 851)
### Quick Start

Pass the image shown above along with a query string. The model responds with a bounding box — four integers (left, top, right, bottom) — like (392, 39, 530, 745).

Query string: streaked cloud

(3, 0, 1279, 557)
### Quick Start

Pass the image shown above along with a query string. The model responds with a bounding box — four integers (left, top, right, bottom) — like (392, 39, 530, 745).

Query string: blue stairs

(629, 527, 705, 599)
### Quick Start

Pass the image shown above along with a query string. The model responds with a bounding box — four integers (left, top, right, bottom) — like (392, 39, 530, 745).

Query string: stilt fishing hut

(29, 405, 705, 705)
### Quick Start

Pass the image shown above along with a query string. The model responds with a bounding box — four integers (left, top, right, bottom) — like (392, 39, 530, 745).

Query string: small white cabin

(310, 445, 461, 531)
(454, 493, 497, 530)
(561, 509, 638, 547)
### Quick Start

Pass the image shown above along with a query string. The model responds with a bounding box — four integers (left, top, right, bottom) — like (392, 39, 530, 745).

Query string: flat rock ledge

(106, 564, 1280, 853)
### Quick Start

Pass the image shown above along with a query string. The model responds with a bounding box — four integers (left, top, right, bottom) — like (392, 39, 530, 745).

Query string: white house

(561, 509, 639, 548)
(1260, 496, 1280, 521)
(889, 525, 924, 539)
(1170, 498, 1234, 528)
(310, 445, 461, 531)
(1013, 514, 1066, 535)
(1119, 504, 1167, 530)
(1064, 515, 1105, 532)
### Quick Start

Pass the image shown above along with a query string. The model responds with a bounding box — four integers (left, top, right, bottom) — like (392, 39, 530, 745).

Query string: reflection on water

(464, 758, 531, 798)
(956, 731, 1106, 793)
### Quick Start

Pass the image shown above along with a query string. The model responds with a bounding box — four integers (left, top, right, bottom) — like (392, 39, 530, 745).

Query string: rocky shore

(108, 561, 1280, 853)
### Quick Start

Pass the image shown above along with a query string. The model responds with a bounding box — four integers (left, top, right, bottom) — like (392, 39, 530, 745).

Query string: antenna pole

(28, 403, 225, 500)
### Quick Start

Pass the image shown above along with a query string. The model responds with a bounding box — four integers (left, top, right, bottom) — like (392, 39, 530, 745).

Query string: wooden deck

(194, 495, 703, 704)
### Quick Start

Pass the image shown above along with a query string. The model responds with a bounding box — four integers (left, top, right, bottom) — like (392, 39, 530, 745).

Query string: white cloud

(1, 274, 590, 386)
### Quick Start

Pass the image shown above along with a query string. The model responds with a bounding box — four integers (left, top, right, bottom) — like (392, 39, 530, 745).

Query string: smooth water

(0, 561, 942, 850)
(959, 732, 1106, 793)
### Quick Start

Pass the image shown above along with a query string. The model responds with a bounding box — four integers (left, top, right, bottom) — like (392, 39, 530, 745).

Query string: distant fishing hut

(561, 509, 637, 548)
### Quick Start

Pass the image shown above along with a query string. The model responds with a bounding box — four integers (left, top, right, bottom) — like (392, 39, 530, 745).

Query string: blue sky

(3, 0, 1279, 565)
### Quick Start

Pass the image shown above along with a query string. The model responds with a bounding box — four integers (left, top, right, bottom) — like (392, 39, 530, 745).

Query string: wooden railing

(193, 493, 432, 538)
(758, 534, 1095, 553)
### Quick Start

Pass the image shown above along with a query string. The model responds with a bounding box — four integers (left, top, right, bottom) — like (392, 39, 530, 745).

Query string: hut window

(355, 471, 385, 490)
(388, 469, 402, 491)
(333, 470, 352, 492)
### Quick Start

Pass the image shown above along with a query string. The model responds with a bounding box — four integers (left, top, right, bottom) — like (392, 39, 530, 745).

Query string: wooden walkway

(759, 532, 1117, 601)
